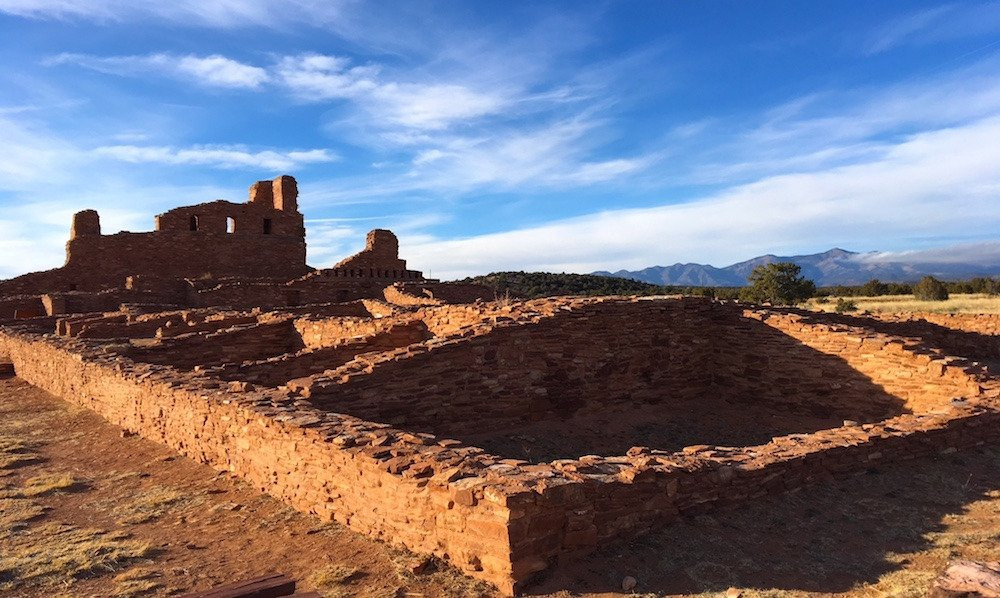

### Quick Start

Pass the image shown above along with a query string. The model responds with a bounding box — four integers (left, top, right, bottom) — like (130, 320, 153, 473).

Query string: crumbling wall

(124, 319, 304, 369)
(1, 298, 999, 595)
(383, 282, 492, 306)
(751, 310, 984, 412)
(0, 329, 519, 593)
(0, 176, 309, 295)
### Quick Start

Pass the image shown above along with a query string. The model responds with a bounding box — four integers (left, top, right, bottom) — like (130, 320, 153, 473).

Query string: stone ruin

(1, 179, 1000, 595)
(0, 175, 490, 319)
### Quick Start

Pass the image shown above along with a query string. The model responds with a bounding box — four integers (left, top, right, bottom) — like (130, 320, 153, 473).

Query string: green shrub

(834, 298, 857, 313)
(913, 276, 949, 301)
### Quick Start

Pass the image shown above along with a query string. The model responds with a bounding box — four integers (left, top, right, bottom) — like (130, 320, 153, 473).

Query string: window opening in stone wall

(227, 217, 235, 233)
(189, 215, 199, 231)
(263, 218, 272, 234)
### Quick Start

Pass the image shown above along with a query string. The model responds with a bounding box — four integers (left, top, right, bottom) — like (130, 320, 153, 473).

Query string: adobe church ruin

(0, 175, 486, 318)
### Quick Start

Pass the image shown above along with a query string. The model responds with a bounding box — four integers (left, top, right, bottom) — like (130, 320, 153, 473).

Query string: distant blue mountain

(593, 248, 1000, 287)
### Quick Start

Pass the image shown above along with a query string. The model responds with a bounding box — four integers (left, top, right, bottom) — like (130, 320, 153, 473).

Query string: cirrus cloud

(94, 144, 337, 170)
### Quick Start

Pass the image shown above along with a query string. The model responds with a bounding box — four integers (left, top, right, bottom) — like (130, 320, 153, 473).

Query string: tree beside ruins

(740, 262, 817, 306)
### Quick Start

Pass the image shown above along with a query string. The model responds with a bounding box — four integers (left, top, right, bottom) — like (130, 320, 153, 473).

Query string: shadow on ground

(528, 446, 1000, 596)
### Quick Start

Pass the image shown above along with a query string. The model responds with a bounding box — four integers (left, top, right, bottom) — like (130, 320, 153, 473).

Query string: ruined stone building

(0, 175, 488, 318)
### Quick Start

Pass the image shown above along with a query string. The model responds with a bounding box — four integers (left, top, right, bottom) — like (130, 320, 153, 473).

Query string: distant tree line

(459, 270, 999, 303)
(816, 276, 1000, 298)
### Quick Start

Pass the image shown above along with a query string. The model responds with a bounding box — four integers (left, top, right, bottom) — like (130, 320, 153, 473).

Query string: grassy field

(806, 293, 1000, 315)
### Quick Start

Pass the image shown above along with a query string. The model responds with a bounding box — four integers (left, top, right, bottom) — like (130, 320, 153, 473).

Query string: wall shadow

(526, 446, 1000, 596)
(307, 306, 915, 463)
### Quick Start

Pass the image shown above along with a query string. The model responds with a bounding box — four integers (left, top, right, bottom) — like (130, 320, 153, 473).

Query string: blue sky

(1, 1, 999, 279)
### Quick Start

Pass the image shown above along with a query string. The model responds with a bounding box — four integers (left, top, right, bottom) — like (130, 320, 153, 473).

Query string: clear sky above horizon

(1, 1, 998, 279)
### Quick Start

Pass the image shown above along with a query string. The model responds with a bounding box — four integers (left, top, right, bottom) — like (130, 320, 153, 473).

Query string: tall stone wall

(0, 175, 309, 295)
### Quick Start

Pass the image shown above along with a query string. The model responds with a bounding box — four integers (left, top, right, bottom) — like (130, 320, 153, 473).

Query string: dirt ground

(463, 400, 867, 463)
(3, 376, 1000, 598)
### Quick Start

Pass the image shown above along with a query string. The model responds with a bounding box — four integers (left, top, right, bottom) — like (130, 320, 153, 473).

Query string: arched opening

(189, 215, 199, 231)
(227, 217, 235, 234)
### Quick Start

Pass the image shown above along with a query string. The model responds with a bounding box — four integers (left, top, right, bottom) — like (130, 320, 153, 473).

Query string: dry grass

(308, 563, 363, 596)
(99, 485, 197, 524)
(0, 498, 50, 530)
(112, 567, 164, 597)
(0, 523, 156, 589)
(8, 473, 88, 497)
(808, 293, 1000, 314)
(0, 438, 43, 470)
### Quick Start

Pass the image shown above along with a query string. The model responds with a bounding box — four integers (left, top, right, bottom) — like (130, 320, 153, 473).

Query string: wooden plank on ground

(177, 573, 296, 598)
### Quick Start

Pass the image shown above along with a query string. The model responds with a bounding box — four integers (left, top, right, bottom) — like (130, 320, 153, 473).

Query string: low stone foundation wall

(2, 299, 999, 595)
(0, 329, 520, 592)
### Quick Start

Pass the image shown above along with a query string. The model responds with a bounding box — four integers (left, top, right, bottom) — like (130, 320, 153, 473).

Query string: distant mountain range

(593, 248, 1000, 287)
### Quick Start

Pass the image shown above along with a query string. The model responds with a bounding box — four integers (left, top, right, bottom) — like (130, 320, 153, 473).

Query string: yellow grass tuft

(0, 498, 50, 530)
(101, 485, 198, 524)
(16, 473, 88, 497)
(113, 567, 164, 597)
(0, 438, 42, 470)
(0, 523, 156, 589)
(308, 563, 362, 589)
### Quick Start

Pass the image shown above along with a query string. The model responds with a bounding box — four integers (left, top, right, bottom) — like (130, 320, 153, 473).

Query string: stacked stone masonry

(2, 296, 1000, 594)
(0, 175, 491, 313)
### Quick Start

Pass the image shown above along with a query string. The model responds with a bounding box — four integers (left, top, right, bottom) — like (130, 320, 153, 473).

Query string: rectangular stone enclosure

(2, 297, 999, 594)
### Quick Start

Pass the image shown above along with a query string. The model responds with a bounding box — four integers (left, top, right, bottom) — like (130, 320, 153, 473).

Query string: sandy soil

(3, 376, 1000, 597)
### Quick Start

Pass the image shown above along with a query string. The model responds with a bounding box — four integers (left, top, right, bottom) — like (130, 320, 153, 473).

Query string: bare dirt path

(3, 376, 1000, 597)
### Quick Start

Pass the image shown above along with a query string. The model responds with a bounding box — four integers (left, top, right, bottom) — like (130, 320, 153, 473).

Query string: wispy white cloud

(864, 2, 1000, 54)
(0, 0, 349, 28)
(274, 54, 378, 99)
(46, 48, 650, 189)
(400, 117, 654, 190)
(0, 114, 80, 188)
(46, 53, 269, 89)
(94, 145, 337, 170)
(394, 115, 1000, 279)
(666, 56, 1000, 187)
(369, 83, 508, 130)
(277, 53, 512, 130)
(853, 241, 1000, 266)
